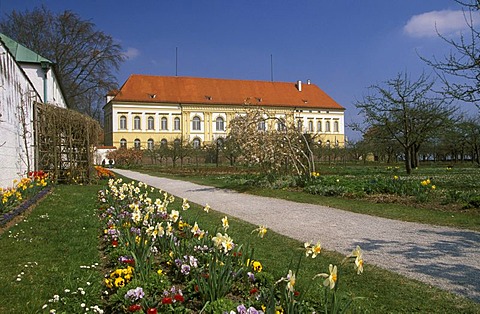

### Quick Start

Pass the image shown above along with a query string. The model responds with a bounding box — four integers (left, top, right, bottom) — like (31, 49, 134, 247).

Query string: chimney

(307, 79, 311, 85)
(296, 80, 302, 92)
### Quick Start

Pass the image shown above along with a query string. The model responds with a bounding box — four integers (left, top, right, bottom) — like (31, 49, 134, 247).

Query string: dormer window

(205, 95, 212, 100)
(148, 93, 156, 99)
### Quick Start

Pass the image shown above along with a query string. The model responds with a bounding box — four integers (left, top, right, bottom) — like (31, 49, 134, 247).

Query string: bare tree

(354, 72, 456, 174)
(422, 1, 480, 108)
(0, 6, 125, 120)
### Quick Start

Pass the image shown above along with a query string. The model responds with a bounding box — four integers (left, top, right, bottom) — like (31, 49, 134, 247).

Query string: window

(174, 117, 181, 130)
(297, 120, 303, 131)
(258, 120, 266, 131)
(192, 116, 201, 131)
(216, 117, 225, 131)
(134, 138, 141, 150)
(192, 138, 201, 149)
(174, 138, 181, 147)
(134, 116, 141, 130)
(277, 119, 286, 131)
(161, 117, 168, 130)
(326, 140, 331, 147)
(160, 139, 168, 147)
(317, 121, 322, 132)
(119, 115, 127, 130)
(325, 121, 331, 132)
(147, 138, 154, 150)
(308, 120, 314, 132)
(147, 116, 154, 130)
(120, 138, 127, 148)
(334, 121, 339, 132)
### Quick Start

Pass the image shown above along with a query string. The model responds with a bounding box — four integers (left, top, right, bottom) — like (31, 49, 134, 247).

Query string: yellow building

(103, 75, 345, 149)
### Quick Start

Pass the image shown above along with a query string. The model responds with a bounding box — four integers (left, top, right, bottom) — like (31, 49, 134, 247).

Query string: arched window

(297, 120, 303, 131)
(192, 116, 201, 131)
(334, 121, 339, 132)
(119, 115, 127, 130)
(147, 138, 154, 150)
(133, 116, 141, 130)
(326, 140, 331, 147)
(325, 121, 331, 132)
(160, 139, 168, 147)
(120, 138, 127, 148)
(216, 117, 225, 131)
(134, 138, 141, 150)
(192, 138, 201, 149)
(161, 117, 168, 130)
(308, 120, 314, 132)
(174, 117, 181, 130)
(147, 116, 154, 130)
(174, 138, 181, 147)
(317, 121, 322, 132)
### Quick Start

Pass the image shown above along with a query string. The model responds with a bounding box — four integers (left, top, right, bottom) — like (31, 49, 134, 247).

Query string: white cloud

(124, 47, 140, 60)
(404, 10, 480, 38)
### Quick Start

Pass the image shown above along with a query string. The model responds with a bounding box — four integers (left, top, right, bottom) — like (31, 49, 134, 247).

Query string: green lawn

(0, 178, 479, 313)
(133, 163, 480, 231)
(0, 184, 104, 314)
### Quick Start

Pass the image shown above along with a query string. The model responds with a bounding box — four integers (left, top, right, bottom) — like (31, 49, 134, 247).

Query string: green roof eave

(0, 33, 51, 64)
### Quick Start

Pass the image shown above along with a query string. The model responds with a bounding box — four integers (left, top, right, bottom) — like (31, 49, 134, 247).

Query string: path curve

(113, 169, 480, 302)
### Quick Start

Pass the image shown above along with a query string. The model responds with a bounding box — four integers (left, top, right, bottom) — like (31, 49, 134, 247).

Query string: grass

(0, 184, 104, 314)
(0, 176, 479, 313)
(179, 196, 480, 313)
(132, 163, 480, 231)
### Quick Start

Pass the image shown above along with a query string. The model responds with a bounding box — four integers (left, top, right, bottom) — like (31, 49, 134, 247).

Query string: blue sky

(0, 0, 476, 140)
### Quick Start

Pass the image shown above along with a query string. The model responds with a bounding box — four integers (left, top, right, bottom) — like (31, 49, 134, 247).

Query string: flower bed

(0, 171, 51, 227)
(96, 178, 364, 313)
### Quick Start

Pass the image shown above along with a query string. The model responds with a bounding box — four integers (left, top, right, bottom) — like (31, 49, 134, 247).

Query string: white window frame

(119, 115, 127, 130)
(192, 116, 201, 131)
(133, 116, 141, 130)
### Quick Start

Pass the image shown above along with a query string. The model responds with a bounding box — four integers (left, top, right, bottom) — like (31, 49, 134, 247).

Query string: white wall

(22, 63, 67, 108)
(0, 42, 39, 188)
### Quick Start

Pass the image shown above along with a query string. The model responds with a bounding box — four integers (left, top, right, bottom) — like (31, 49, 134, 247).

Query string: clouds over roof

(124, 47, 140, 60)
(404, 10, 480, 38)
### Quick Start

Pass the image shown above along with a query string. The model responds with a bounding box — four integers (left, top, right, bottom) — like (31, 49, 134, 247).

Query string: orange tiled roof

(111, 75, 344, 110)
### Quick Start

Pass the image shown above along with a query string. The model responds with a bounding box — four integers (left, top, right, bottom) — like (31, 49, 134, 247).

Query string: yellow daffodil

(169, 210, 179, 223)
(287, 270, 296, 292)
(304, 240, 322, 258)
(324, 264, 337, 289)
(182, 198, 190, 210)
(222, 216, 229, 231)
(204, 204, 211, 213)
(252, 225, 268, 238)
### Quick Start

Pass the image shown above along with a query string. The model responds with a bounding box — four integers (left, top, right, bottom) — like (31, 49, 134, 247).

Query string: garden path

(113, 169, 480, 303)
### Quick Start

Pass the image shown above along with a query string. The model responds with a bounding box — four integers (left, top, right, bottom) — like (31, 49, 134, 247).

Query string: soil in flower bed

(0, 186, 52, 234)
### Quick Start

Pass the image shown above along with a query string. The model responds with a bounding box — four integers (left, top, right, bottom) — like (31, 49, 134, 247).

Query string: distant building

(0, 33, 67, 187)
(103, 75, 345, 150)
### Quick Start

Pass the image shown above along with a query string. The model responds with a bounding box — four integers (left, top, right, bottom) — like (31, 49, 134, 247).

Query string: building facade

(104, 75, 345, 150)
(0, 33, 67, 188)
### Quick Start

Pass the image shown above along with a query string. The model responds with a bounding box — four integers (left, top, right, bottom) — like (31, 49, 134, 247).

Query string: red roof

(111, 75, 344, 110)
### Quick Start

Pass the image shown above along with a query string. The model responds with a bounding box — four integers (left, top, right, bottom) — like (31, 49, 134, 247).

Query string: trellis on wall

(33, 102, 101, 184)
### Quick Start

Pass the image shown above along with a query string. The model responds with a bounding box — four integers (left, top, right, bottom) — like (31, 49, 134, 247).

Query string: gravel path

(113, 169, 480, 302)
